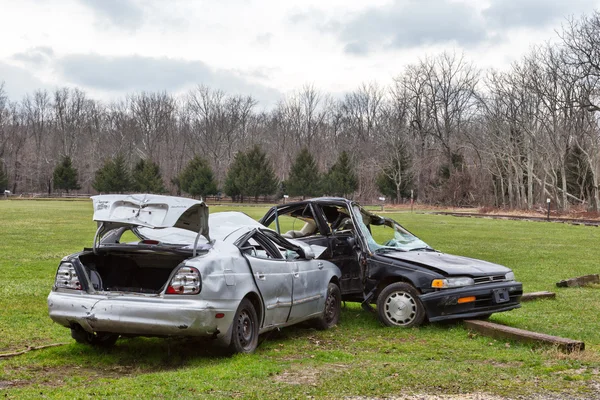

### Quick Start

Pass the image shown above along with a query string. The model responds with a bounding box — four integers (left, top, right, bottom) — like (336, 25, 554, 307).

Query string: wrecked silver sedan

(47, 194, 342, 353)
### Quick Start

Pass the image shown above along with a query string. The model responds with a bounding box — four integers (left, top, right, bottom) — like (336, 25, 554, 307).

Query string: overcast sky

(1, 0, 599, 108)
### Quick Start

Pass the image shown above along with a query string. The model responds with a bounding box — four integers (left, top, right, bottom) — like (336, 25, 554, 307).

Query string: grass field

(1, 199, 599, 399)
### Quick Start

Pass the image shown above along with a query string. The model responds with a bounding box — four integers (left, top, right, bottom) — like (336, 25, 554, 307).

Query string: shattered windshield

(351, 205, 433, 253)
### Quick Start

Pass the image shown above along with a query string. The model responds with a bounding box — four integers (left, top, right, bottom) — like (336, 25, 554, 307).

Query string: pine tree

(243, 145, 278, 201)
(178, 156, 218, 198)
(132, 159, 166, 193)
(224, 146, 278, 202)
(92, 154, 133, 193)
(224, 152, 246, 201)
(53, 156, 81, 194)
(285, 148, 321, 199)
(0, 161, 8, 192)
(323, 151, 358, 198)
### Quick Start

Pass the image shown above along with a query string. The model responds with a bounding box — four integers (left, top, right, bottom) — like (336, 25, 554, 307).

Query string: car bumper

(47, 291, 237, 341)
(419, 281, 523, 322)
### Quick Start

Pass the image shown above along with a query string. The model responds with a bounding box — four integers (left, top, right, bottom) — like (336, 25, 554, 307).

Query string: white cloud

(0, 0, 599, 106)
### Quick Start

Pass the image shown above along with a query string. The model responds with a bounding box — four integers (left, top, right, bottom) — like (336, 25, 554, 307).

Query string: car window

(240, 237, 280, 260)
(267, 205, 320, 239)
(262, 230, 303, 260)
(319, 205, 353, 234)
(352, 205, 432, 252)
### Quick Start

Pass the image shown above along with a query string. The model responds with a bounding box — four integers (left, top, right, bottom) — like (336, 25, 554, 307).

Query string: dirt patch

(3, 365, 135, 389)
(0, 380, 28, 390)
(272, 363, 350, 386)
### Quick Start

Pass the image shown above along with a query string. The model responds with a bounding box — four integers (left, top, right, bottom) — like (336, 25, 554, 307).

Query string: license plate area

(493, 288, 509, 304)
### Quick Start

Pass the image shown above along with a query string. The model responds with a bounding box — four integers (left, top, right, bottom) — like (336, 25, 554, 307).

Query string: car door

(314, 203, 363, 295)
(260, 229, 328, 323)
(239, 232, 294, 328)
(288, 257, 326, 322)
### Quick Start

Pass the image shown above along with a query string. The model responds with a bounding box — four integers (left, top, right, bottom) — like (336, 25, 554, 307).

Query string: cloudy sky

(1, 0, 599, 108)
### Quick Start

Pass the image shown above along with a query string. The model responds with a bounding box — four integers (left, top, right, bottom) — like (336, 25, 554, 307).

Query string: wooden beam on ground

(520, 291, 556, 302)
(556, 274, 599, 288)
(464, 320, 584, 353)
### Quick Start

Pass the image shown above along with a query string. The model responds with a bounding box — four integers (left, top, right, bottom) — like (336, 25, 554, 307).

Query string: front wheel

(376, 282, 426, 328)
(229, 298, 259, 354)
(313, 283, 341, 330)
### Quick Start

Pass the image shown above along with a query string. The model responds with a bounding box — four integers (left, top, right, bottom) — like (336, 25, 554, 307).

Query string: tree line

(3, 12, 600, 210)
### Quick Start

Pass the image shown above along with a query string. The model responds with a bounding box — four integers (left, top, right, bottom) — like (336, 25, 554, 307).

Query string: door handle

(318, 262, 324, 270)
(293, 272, 300, 278)
(256, 272, 266, 280)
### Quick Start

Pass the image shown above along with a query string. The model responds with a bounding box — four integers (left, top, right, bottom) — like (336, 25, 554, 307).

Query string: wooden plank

(520, 291, 556, 302)
(464, 320, 584, 353)
(556, 274, 599, 288)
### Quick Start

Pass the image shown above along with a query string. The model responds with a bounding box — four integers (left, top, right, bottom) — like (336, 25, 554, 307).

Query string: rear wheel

(229, 298, 259, 354)
(71, 326, 119, 347)
(313, 283, 341, 330)
(376, 282, 426, 328)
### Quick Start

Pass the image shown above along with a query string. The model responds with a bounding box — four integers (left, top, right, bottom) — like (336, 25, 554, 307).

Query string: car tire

(71, 327, 119, 347)
(376, 282, 426, 328)
(313, 283, 341, 330)
(229, 298, 259, 354)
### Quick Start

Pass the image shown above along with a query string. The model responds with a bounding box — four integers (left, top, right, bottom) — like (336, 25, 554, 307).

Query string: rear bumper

(47, 291, 237, 342)
(419, 281, 523, 322)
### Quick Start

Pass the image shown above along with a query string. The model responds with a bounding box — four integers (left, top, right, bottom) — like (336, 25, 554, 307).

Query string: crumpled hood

(380, 251, 511, 276)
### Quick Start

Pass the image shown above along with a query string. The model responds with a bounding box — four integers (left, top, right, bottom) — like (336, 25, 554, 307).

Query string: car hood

(380, 250, 511, 276)
(92, 194, 209, 240)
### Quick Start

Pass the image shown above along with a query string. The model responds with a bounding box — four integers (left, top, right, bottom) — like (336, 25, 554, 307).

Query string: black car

(260, 198, 523, 327)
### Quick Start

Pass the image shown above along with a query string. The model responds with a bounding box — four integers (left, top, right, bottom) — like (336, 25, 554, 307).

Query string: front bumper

(47, 291, 237, 342)
(419, 281, 523, 322)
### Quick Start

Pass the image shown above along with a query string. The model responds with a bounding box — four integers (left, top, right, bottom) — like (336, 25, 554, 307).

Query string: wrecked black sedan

(260, 198, 523, 327)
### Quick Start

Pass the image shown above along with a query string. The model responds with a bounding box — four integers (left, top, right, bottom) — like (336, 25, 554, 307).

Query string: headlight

(505, 272, 515, 281)
(431, 277, 474, 289)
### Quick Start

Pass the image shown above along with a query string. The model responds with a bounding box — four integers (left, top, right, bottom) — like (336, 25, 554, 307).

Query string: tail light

(166, 266, 201, 295)
(54, 263, 82, 290)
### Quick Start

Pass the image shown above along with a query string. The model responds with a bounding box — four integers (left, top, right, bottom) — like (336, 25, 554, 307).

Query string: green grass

(1, 199, 599, 399)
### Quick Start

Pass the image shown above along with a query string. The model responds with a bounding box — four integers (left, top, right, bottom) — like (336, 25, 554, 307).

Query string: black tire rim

(324, 288, 338, 324)
(384, 291, 417, 326)
(237, 309, 254, 349)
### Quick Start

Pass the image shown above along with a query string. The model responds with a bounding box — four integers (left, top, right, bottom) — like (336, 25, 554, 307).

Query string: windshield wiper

(409, 247, 435, 252)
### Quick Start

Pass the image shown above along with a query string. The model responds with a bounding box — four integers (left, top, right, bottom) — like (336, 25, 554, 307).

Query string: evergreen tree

(285, 148, 321, 198)
(0, 161, 8, 192)
(224, 152, 246, 201)
(224, 146, 278, 202)
(178, 156, 218, 198)
(323, 151, 358, 198)
(92, 154, 133, 193)
(53, 156, 81, 194)
(132, 159, 166, 193)
(243, 145, 278, 201)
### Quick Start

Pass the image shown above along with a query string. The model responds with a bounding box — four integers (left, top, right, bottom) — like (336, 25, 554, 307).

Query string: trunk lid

(92, 194, 209, 241)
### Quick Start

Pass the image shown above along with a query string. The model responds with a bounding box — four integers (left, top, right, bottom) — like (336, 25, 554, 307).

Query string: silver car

(47, 194, 342, 353)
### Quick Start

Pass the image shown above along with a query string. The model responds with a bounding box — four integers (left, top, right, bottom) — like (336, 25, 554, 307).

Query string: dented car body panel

(48, 195, 341, 350)
(260, 197, 522, 324)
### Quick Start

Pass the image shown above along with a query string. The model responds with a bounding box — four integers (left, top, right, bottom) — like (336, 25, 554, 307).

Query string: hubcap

(384, 291, 417, 326)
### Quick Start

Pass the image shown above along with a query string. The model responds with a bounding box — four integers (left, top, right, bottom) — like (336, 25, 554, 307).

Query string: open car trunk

(79, 251, 189, 294)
